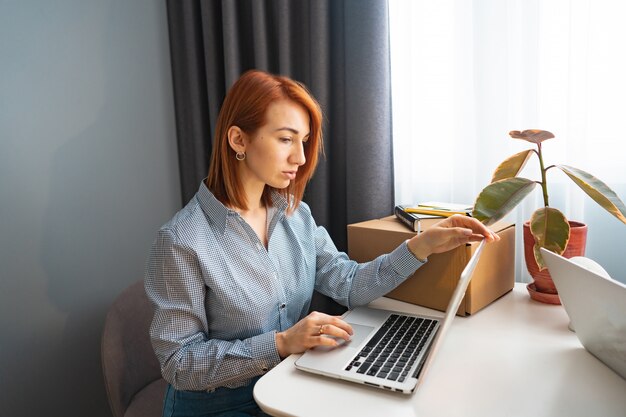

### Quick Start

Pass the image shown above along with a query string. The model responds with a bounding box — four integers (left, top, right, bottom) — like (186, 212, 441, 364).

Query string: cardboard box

(347, 216, 515, 316)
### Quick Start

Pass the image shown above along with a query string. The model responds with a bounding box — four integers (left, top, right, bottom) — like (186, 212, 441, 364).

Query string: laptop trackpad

(313, 323, 375, 352)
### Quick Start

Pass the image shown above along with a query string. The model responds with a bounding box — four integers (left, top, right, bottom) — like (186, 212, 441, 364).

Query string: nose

(290, 140, 306, 166)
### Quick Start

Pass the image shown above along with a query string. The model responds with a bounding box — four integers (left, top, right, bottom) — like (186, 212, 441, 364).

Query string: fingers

(442, 215, 500, 242)
(300, 312, 353, 350)
(441, 227, 475, 248)
(316, 314, 353, 340)
(318, 324, 353, 342)
(328, 315, 354, 336)
(448, 227, 498, 246)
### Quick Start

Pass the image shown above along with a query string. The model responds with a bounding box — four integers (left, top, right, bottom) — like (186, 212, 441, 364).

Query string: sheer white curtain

(389, 0, 626, 283)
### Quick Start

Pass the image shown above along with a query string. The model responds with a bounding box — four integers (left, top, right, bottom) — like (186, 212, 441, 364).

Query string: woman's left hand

(406, 214, 499, 260)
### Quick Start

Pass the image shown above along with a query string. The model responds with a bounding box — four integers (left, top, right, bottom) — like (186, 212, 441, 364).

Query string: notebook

(540, 248, 626, 380)
(295, 240, 486, 393)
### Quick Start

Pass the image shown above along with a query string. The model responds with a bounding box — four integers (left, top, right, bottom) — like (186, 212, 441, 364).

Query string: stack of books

(394, 202, 473, 233)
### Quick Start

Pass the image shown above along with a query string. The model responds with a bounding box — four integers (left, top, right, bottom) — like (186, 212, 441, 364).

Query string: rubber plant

(472, 129, 626, 269)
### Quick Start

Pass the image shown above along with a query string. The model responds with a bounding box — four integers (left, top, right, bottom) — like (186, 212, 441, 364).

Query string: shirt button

(280, 303, 286, 309)
(262, 366, 268, 372)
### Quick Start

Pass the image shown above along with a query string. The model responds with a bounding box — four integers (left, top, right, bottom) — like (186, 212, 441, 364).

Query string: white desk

(254, 284, 626, 417)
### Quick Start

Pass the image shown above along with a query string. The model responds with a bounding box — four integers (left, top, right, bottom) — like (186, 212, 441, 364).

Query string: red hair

(206, 70, 323, 212)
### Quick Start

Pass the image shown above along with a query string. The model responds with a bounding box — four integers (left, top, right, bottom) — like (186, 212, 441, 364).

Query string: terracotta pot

(523, 221, 588, 304)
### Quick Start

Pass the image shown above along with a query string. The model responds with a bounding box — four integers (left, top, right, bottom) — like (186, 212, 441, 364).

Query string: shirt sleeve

(313, 225, 426, 309)
(144, 228, 282, 391)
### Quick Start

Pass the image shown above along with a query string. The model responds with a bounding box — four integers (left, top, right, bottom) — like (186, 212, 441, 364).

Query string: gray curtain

(167, 0, 393, 312)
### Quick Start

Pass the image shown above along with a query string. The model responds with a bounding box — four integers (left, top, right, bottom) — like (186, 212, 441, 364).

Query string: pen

(404, 208, 472, 217)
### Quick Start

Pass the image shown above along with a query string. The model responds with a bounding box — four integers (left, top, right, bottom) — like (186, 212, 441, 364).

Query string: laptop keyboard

(344, 314, 437, 383)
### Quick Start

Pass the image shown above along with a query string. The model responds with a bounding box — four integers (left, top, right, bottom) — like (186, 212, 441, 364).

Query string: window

(390, 0, 626, 282)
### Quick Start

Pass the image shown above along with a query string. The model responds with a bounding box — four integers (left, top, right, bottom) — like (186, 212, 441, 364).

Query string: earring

(235, 151, 246, 161)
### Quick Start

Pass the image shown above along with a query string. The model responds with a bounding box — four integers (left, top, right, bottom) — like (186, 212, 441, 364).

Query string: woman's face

(240, 99, 310, 190)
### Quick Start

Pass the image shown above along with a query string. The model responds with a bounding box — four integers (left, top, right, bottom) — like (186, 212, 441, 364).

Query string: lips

(283, 171, 297, 180)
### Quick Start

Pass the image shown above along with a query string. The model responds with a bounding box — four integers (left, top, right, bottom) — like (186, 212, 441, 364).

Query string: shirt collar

(269, 190, 290, 214)
(196, 180, 230, 235)
(196, 180, 290, 235)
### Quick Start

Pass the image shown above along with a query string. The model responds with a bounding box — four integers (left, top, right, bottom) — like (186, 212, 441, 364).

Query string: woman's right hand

(275, 311, 354, 358)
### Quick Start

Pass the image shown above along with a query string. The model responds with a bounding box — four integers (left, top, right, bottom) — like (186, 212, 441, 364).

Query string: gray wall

(0, 1, 180, 416)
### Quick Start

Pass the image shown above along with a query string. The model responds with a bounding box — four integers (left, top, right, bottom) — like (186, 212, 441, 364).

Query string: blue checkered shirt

(145, 182, 426, 391)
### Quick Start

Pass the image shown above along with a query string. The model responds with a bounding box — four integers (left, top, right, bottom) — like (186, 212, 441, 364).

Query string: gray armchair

(101, 280, 166, 417)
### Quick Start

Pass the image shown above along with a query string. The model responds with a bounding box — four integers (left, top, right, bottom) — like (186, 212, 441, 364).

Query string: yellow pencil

(404, 208, 471, 217)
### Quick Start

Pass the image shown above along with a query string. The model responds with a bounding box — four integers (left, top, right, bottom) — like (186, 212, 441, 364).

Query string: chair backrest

(102, 280, 163, 417)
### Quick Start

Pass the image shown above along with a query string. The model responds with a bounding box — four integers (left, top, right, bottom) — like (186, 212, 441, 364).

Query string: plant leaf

(530, 207, 570, 270)
(491, 150, 534, 183)
(557, 165, 626, 224)
(472, 177, 536, 225)
(509, 129, 555, 144)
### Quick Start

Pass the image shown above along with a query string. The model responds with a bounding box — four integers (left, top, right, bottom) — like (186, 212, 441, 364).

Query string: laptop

(540, 248, 626, 380)
(295, 240, 487, 394)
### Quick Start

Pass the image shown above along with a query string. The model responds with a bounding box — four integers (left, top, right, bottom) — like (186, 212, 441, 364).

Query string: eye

(280, 137, 293, 143)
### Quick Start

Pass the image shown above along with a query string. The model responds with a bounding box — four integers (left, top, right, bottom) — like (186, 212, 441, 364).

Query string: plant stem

(537, 143, 549, 207)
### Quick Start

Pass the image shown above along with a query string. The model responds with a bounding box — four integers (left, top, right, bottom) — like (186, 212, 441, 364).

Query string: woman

(145, 70, 498, 416)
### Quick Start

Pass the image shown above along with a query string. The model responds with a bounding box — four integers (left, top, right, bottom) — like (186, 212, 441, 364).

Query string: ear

(227, 126, 247, 154)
